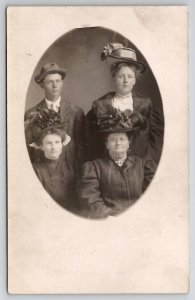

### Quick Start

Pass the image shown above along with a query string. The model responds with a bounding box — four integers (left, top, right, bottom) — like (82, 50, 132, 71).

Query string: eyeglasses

(108, 137, 128, 143)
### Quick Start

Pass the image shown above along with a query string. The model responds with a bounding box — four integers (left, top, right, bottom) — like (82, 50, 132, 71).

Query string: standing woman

(85, 43, 164, 164)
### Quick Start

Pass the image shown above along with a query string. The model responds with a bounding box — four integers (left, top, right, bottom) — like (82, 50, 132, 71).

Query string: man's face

(41, 134, 63, 160)
(113, 66, 136, 96)
(41, 73, 64, 101)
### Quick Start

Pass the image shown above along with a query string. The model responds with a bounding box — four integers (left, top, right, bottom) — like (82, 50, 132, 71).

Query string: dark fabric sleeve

(24, 109, 40, 163)
(85, 109, 104, 161)
(77, 161, 114, 218)
(24, 108, 36, 144)
(142, 158, 157, 192)
(147, 99, 164, 164)
(73, 107, 86, 168)
(32, 162, 44, 185)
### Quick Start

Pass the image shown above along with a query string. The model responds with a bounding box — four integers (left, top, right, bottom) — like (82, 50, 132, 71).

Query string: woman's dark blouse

(33, 155, 76, 211)
(77, 155, 155, 218)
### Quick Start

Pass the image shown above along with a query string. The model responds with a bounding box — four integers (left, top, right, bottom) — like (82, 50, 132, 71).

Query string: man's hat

(35, 62, 67, 84)
(101, 43, 145, 73)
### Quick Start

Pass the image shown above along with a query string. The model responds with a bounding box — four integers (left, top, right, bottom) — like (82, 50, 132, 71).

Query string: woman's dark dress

(77, 155, 155, 218)
(33, 155, 76, 212)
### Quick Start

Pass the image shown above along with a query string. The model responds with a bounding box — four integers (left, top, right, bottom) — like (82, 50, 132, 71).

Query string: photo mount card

(7, 6, 189, 294)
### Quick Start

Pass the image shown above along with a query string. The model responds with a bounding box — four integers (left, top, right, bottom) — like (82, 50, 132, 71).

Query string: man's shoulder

(24, 99, 45, 119)
(61, 99, 84, 114)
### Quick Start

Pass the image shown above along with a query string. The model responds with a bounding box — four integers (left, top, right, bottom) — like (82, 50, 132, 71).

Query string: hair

(36, 128, 66, 146)
(110, 62, 142, 79)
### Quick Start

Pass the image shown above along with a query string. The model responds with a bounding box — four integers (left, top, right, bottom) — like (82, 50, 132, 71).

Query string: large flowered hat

(24, 108, 70, 148)
(101, 43, 145, 73)
(92, 101, 147, 134)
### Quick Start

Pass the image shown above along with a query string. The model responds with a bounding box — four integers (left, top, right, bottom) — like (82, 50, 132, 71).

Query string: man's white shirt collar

(45, 96, 61, 112)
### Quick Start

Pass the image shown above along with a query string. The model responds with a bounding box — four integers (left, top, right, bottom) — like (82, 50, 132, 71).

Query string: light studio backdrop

(7, 6, 189, 294)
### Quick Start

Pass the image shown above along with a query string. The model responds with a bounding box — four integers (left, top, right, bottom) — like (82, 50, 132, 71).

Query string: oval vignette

(25, 27, 164, 219)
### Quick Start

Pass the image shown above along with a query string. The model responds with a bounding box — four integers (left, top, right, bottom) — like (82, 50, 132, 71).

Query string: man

(25, 62, 85, 170)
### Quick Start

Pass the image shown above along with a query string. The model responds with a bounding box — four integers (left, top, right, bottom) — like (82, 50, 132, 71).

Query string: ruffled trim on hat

(93, 100, 147, 133)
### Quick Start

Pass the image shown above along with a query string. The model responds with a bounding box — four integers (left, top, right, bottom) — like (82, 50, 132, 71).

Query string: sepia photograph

(7, 6, 189, 294)
(24, 27, 164, 218)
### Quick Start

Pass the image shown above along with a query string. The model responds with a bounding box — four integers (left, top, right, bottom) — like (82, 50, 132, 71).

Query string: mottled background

(25, 27, 163, 117)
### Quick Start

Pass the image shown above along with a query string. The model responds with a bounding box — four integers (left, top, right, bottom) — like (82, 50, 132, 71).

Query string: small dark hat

(101, 43, 145, 73)
(35, 62, 67, 84)
(93, 101, 147, 134)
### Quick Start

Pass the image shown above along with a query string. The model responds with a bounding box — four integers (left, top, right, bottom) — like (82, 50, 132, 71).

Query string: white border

(2, 0, 194, 299)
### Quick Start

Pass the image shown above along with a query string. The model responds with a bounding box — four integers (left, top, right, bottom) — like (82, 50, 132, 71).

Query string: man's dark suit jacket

(24, 98, 86, 170)
(85, 92, 164, 164)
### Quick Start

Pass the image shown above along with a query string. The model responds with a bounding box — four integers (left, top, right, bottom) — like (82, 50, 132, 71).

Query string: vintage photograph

(24, 27, 164, 219)
(8, 7, 188, 294)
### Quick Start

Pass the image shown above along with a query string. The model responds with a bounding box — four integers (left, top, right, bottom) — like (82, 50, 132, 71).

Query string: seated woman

(26, 108, 77, 212)
(86, 43, 164, 164)
(77, 107, 155, 219)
